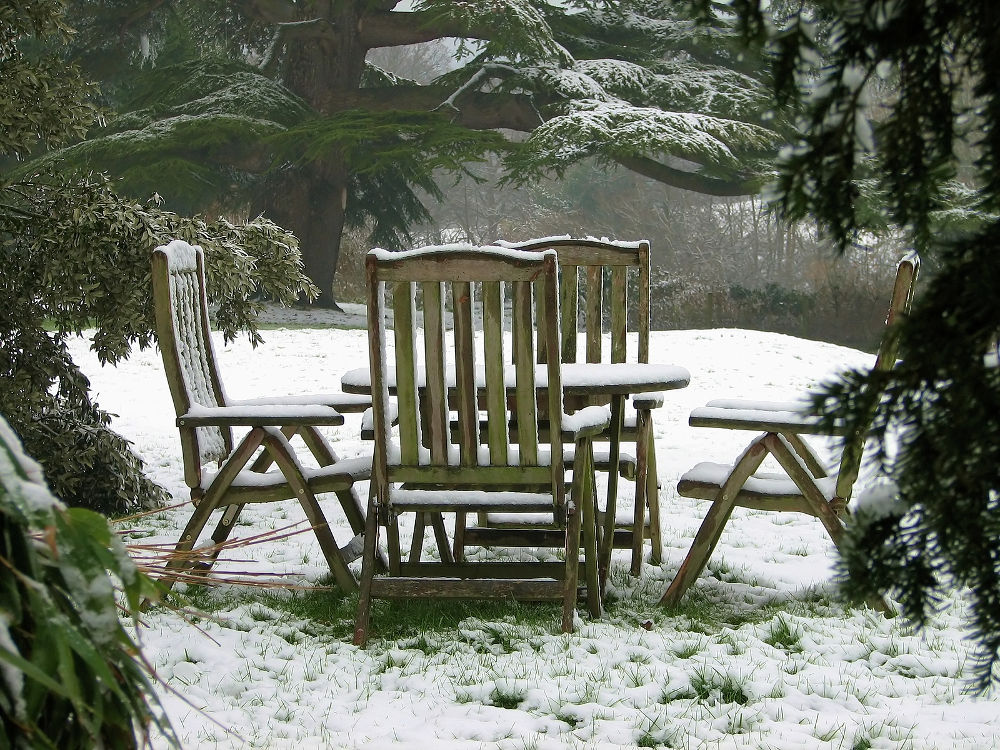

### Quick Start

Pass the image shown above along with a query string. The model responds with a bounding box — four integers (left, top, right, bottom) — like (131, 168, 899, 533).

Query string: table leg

(599, 394, 625, 594)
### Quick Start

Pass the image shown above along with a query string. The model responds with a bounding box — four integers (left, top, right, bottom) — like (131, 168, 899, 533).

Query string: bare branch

(259, 18, 337, 75)
(359, 8, 492, 49)
(434, 64, 520, 115)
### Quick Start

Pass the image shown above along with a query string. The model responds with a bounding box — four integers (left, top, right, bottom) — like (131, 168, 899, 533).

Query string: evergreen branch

(231, 0, 297, 25)
(613, 154, 764, 196)
(344, 87, 544, 132)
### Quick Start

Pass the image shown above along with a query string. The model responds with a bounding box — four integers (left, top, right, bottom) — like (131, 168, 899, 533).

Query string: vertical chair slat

(512, 280, 538, 465)
(585, 265, 603, 363)
(561, 265, 579, 363)
(482, 281, 509, 464)
(540, 260, 565, 508)
(422, 281, 449, 464)
(452, 281, 479, 466)
(638, 240, 651, 364)
(393, 282, 420, 464)
(610, 266, 627, 364)
(535, 277, 549, 364)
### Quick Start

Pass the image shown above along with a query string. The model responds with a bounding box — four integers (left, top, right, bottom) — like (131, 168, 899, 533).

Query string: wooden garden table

(341, 361, 690, 586)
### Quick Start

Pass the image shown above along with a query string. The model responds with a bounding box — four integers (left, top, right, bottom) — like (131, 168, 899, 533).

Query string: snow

(370, 244, 557, 265)
(69, 322, 1000, 749)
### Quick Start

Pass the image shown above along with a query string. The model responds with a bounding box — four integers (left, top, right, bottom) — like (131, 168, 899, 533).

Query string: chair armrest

(360, 403, 400, 440)
(177, 404, 344, 428)
(230, 392, 371, 414)
(632, 391, 665, 410)
(689, 400, 846, 436)
(561, 405, 612, 440)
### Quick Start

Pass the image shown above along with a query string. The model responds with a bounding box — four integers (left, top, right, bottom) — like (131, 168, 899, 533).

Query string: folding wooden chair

(660, 252, 919, 608)
(151, 240, 376, 591)
(353, 244, 608, 645)
(496, 237, 665, 576)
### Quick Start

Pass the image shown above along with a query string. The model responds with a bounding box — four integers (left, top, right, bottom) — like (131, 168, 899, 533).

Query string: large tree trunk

(263, 2, 368, 307)
(265, 159, 350, 308)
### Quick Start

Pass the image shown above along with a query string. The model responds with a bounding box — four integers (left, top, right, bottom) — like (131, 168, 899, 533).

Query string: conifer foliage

(52, 0, 783, 304)
(710, 0, 1000, 689)
(1, 2, 316, 514)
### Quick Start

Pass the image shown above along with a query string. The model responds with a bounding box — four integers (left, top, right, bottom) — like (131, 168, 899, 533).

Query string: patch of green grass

(671, 639, 705, 659)
(489, 686, 526, 710)
(636, 731, 657, 747)
(689, 665, 751, 705)
(764, 614, 803, 652)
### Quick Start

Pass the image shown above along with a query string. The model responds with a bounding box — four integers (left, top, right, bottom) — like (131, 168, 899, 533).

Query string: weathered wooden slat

(422, 281, 449, 464)
(452, 280, 479, 466)
(638, 240, 651, 364)
(535, 276, 549, 364)
(482, 281, 509, 465)
(512, 280, 538, 465)
(512, 239, 643, 267)
(610, 266, 627, 364)
(392, 282, 420, 464)
(397, 562, 566, 579)
(585, 265, 603, 364)
(370, 576, 565, 600)
(561, 265, 578, 363)
(374, 252, 550, 282)
(462, 527, 566, 547)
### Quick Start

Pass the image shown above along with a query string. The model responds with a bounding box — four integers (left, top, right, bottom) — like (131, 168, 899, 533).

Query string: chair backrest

(151, 240, 232, 488)
(500, 237, 650, 365)
(835, 251, 920, 498)
(365, 244, 566, 509)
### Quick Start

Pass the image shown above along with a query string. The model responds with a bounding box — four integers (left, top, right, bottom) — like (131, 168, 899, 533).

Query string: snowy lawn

(71, 313, 1000, 749)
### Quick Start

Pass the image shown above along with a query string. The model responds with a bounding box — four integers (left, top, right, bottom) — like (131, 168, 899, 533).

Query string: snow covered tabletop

(340, 361, 690, 396)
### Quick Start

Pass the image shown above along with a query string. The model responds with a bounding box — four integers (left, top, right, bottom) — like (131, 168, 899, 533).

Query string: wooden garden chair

(353, 244, 608, 645)
(660, 252, 919, 609)
(151, 240, 377, 592)
(493, 237, 665, 577)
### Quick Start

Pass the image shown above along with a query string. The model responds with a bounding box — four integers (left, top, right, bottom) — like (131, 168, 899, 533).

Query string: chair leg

(168, 428, 267, 582)
(453, 512, 467, 564)
(562, 493, 583, 634)
(645, 424, 663, 566)
(354, 489, 382, 647)
(408, 512, 426, 563)
(767, 436, 896, 616)
(599, 395, 626, 593)
(430, 512, 454, 564)
(660, 437, 769, 607)
(578, 441, 602, 619)
(631, 408, 651, 576)
(300, 426, 369, 535)
(262, 430, 358, 592)
(169, 496, 222, 578)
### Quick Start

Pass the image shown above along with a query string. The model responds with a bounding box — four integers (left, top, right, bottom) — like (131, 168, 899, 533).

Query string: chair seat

(481, 507, 651, 528)
(678, 461, 837, 515)
(200, 455, 372, 503)
(391, 489, 555, 513)
(388, 443, 636, 479)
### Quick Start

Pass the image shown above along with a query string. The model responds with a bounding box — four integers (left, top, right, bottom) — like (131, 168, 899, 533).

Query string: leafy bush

(1, 4, 317, 514)
(0, 416, 174, 748)
(0, 172, 315, 514)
